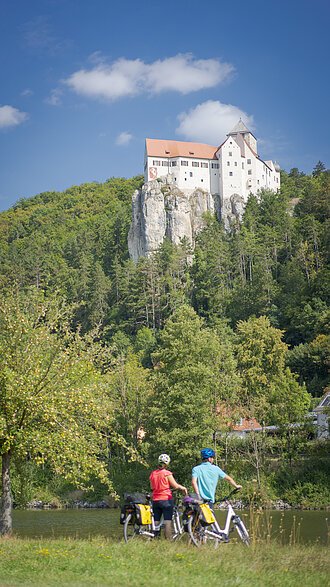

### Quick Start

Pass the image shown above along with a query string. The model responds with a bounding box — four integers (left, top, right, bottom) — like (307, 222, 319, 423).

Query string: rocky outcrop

(128, 176, 221, 262)
(222, 193, 246, 231)
(128, 176, 248, 261)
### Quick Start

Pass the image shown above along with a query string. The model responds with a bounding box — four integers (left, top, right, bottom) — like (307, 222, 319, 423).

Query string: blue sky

(0, 0, 329, 211)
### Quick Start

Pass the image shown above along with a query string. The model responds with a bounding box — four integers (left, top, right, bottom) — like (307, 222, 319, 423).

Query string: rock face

(222, 193, 246, 231)
(128, 176, 241, 261)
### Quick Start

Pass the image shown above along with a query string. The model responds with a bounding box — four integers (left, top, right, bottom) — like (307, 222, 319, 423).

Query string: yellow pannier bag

(199, 503, 216, 525)
(135, 504, 152, 525)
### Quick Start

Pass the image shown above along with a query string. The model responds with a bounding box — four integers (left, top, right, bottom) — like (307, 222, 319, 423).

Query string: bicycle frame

(126, 499, 184, 540)
(195, 489, 247, 544)
(203, 501, 239, 541)
(172, 503, 185, 539)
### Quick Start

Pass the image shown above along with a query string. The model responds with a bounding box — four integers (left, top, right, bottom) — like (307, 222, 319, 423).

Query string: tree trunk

(0, 450, 12, 536)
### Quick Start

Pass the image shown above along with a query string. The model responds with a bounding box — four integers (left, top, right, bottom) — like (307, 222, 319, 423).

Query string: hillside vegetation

(0, 165, 329, 518)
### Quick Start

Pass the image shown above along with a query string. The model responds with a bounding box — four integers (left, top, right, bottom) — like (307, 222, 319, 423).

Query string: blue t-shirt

(192, 462, 226, 502)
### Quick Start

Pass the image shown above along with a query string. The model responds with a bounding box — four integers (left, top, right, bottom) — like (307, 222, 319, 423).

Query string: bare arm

(168, 474, 188, 495)
(224, 474, 242, 490)
(192, 476, 200, 496)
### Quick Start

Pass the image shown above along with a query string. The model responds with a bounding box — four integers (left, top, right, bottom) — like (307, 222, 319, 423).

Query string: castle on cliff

(144, 119, 280, 204)
(128, 121, 280, 261)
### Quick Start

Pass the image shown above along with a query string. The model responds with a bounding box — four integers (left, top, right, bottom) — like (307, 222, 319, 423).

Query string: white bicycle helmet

(158, 453, 171, 465)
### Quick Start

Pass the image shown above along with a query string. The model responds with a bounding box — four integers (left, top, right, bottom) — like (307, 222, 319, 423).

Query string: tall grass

(0, 537, 329, 587)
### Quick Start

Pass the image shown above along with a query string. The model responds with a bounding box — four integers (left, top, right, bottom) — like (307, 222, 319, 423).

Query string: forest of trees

(0, 164, 329, 532)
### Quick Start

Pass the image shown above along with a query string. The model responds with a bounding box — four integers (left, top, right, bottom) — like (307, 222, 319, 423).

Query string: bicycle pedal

(216, 532, 228, 541)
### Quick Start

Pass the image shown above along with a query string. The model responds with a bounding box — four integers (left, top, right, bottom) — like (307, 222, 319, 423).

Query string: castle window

(227, 161, 230, 166)
(192, 161, 199, 167)
(181, 160, 188, 166)
(234, 162, 237, 166)
(242, 162, 244, 169)
(201, 179, 203, 182)
(201, 162, 208, 168)
(229, 172, 233, 176)
(153, 160, 161, 166)
(162, 161, 168, 166)
(248, 170, 252, 175)
(171, 161, 177, 167)
(211, 163, 219, 169)
(190, 172, 193, 177)
(247, 159, 251, 164)
(229, 151, 233, 156)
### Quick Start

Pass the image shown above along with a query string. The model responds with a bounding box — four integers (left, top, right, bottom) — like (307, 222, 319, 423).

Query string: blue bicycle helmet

(201, 448, 215, 459)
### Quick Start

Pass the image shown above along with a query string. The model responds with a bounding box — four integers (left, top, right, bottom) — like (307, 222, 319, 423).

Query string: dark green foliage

(287, 334, 330, 396)
(0, 166, 329, 508)
(0, 177, 143, 334)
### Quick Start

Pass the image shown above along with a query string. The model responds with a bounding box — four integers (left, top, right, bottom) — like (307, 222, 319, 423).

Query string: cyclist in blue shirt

(192, 448, 242, 503)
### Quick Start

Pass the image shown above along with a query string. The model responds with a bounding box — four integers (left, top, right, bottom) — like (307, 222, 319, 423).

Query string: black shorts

(152, 499, 174, 521)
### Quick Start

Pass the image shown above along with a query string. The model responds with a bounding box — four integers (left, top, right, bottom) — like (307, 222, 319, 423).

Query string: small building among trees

(313, 392, 330, 439)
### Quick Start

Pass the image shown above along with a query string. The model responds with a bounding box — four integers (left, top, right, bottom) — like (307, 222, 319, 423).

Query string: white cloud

(65, 58, 145, 100)
(146, 55, 233, 94)
(64, 54, 234, 101)
(116, 131, 133, 146)
(176, 100, 254, 145)
(45, 88, 63, 106)
(21, 88, 33, 97)
(0, 105, 28, 129)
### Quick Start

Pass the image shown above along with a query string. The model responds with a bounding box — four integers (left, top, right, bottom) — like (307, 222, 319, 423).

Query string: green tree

(147, 306, 240, 479)
(312, 160, 326, 177)
(236, 316, 310, 424)
(107, 353, 153, 453)
(0, 289, 121, 535)
(191, 215, 231, 319)
(105, 351, 154, 494)
(288, 334, 330, 396)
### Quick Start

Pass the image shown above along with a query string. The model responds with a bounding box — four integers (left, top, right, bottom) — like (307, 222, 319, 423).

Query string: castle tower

(227, 118, 258, 155)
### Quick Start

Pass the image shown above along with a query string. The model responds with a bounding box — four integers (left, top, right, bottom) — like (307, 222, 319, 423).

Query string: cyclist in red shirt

(149, 453, 187, 539)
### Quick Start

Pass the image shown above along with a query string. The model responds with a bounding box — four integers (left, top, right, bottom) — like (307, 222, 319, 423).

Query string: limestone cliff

(128, 176, 243, 261)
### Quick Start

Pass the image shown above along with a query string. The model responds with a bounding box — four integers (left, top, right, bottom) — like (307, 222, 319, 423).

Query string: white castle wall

(145, 140, 280, 208)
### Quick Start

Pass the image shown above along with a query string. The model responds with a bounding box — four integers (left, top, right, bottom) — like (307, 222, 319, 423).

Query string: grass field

(0, 537, 329, 587)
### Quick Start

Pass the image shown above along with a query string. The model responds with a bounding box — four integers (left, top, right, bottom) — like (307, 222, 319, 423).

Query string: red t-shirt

(149, 468, 173, 501)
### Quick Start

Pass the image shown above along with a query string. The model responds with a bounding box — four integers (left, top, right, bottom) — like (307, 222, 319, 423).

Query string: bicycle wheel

(187, 513, 207, 547)
(123, 513, 152, 542)
(234, 517, 250, 546)
(172, 510, 189, 542)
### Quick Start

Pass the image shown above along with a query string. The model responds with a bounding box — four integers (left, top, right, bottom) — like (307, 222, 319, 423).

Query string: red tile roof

(232, 417, 262, 432)
(146, 138, 218, 160)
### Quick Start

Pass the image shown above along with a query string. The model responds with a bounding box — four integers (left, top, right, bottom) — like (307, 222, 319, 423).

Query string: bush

(237, 478, 278, 507)
(283, 481, 330, 509)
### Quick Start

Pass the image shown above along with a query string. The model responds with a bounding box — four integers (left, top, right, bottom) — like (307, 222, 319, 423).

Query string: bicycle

(122, 492, 184, 542)
(184, 488, 250, 547)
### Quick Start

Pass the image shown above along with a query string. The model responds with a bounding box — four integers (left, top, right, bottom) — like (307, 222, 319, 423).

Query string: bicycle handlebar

(218, 487, 241, 502)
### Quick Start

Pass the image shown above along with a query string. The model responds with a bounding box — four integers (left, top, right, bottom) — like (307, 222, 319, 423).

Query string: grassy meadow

(0, 537, 329, 587)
